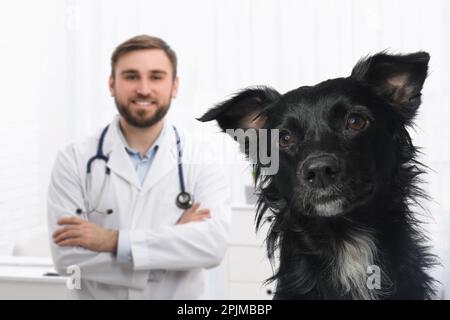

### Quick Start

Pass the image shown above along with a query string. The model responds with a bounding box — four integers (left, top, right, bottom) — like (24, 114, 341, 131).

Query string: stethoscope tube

(76, 124, 193, 216)
(173, 126, 194, 210)
(86, 125, 110, 174)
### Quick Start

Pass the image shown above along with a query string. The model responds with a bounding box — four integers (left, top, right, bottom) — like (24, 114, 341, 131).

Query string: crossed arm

(52, 202, 211, 253)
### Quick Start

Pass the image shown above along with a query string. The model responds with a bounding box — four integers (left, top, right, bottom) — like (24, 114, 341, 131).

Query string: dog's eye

(279, 131, 296, 148)
(346, 114, 368, 131)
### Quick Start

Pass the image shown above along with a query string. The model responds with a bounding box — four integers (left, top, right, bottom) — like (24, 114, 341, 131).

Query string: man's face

(109, 49, 179, 128)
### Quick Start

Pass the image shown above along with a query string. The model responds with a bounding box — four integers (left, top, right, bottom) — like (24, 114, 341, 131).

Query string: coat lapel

(103, 117, 142, 190)
(102, 116, 179, 193)
(141, 122, 178, 193)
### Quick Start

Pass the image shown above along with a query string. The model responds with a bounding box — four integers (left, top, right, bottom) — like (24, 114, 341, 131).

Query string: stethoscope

(76, 124, 194, 216)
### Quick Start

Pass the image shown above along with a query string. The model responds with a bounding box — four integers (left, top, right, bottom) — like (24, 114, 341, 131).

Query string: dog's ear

(351, 51, 430, 119)
(197, 86, 281, 130)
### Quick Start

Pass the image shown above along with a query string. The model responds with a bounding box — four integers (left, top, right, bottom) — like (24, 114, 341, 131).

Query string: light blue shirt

(116, 122, 166, 263)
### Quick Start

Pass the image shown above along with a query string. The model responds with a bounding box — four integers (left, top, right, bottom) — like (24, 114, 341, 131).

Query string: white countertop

(0, 256, 66, 284)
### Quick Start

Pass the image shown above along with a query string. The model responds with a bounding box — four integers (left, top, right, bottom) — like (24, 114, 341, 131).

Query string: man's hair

(111, 35, 177, 79)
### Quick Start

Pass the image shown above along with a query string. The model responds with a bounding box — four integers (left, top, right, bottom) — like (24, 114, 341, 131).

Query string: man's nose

(301, 155, 340, 188)
(136, 80, 152, 96)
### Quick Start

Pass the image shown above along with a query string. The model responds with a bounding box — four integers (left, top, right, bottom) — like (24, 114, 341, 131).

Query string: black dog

(199, 52, 438, 299)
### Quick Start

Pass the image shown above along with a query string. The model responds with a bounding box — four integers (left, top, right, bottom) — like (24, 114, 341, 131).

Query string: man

(47, 35, 231, 299)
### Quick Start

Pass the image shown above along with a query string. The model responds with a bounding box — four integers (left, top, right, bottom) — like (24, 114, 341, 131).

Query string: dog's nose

(302, 155, 340, 188)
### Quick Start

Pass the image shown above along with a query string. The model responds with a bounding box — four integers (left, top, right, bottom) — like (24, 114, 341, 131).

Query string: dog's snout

(302, 155, 340, 188)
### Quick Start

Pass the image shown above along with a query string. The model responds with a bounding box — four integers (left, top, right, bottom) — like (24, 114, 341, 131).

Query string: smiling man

(47, 35, 231, 299)
(111, 43, 178, 131)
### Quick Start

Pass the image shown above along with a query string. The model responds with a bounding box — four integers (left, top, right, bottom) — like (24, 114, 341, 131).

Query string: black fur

(199, 52, 438, 299)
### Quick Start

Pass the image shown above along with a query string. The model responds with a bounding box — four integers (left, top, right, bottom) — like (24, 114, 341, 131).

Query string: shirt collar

(116, 119, 166, 159)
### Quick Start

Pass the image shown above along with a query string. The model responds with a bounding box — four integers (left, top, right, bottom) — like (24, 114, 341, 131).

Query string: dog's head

(199, 52, 429, 219)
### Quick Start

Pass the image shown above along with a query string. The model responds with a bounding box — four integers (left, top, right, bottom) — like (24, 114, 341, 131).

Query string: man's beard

(115, 95, 171, 128)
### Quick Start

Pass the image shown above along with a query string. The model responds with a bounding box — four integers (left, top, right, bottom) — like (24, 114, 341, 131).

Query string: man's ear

(351, 51, 430, 119)
(172, 76, 179, 99)
(109, 76, 115, 97)
(197, 86, 281, 130)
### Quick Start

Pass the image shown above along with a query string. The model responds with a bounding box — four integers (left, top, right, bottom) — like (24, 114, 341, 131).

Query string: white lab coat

(47, 116, 232, 299)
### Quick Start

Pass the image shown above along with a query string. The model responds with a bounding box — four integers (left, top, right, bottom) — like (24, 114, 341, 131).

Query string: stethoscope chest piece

(176, 191, 193, 210)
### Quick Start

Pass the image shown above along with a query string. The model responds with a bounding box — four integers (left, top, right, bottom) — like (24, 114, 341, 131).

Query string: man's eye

(126, 75, 138, 80)
(151, 75, 163, 80)
(279, 130, 296, 148)
(345, 114, 368, 131)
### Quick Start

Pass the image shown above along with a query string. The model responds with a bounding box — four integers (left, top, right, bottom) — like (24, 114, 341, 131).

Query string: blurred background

(0, 0, 449, 299)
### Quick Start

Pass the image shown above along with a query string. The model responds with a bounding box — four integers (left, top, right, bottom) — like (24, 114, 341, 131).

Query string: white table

(0, 256, 67, 300)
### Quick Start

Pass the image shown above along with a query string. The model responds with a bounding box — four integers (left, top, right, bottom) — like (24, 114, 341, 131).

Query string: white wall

(0, 0, 449, 297)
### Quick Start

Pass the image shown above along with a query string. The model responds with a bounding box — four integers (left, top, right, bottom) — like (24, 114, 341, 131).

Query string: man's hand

(53, 217, 118, 253)
(177, 203, 211, 225)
